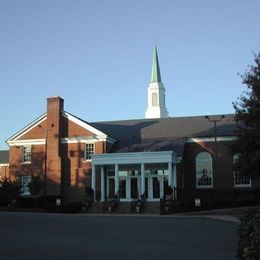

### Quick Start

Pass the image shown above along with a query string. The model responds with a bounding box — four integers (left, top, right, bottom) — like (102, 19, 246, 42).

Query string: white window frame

(21, 175, 31, 195)
(196, 152, 213, 189)
(84, 143, 95, 161)
(22, 146, 31, 164)
(233, 154, 251, 188)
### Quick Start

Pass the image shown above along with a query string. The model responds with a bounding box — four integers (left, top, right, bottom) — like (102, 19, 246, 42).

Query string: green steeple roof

(150, 46, 162, 83)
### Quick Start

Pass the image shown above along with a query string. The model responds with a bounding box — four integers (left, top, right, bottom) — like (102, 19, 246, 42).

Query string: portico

(91, 151, 178, 202)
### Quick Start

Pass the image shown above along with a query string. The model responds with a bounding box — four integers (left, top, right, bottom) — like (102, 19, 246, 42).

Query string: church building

(4, 46, 260, 211)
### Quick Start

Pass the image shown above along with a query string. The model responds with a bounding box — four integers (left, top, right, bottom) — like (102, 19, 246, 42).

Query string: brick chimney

(46, 96, 64, 195)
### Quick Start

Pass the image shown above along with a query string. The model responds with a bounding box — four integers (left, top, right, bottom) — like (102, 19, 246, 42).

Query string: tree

(233, 52, 260, 177)
(0, 178, 20, 205)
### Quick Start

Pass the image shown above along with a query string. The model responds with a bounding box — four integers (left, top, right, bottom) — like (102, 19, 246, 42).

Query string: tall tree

(233, 52, 260, 177)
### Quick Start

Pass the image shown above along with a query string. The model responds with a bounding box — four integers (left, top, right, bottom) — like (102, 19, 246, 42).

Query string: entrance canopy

(91, 151, 179, 202)
(91, 151, 178, 166)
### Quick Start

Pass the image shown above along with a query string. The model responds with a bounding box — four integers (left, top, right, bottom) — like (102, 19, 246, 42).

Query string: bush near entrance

(237, 207, 260, 259)
(0, 178, 20, 206)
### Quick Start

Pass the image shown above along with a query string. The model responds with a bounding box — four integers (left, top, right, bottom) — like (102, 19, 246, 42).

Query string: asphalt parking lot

(0, 212, 238, 259)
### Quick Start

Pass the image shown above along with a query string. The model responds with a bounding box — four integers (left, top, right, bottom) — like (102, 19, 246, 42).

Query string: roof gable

(6, 111, 115, 146)
(6, 113, 47, 145)
(62, 112, 108, 138)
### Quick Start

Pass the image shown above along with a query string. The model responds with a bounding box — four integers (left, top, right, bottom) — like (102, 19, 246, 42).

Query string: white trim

(84, 143, 95, 161)
(196, 152, 214, 189)
(233, 173, 252, 188)
(6, 111, 116, 147)
(187, 136, 237, 143)
(7, 135, 113, 147)
(234, 183, 252, 188)
(63, 112, 115, 142)
(7, 139, 46, 147)
(6, 114, 47, 144)
(100, 167, 105, 202)
(92, 151, 178, 165)
(0, 163, 9, 167)
(61, 136, 115, 144)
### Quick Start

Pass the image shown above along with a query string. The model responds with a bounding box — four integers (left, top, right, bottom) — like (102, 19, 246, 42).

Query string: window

(85, 143, 94, 160)
(233, 154, 251, 187)
(22, 146, 31, 163)
(21, 176, 31, 195)
(152, 92, 158, 106)
(196, 152, 213, 188)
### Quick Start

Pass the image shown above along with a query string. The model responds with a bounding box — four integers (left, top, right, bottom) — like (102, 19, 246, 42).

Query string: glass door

(145, 170, 166, 201)
(152, 177, 160, 199)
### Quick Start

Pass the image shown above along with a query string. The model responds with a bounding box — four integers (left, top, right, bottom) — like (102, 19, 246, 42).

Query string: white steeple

(145, 46, 169, 119)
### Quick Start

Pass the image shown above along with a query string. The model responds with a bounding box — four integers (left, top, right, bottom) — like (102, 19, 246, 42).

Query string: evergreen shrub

(237, 207, 260, 259)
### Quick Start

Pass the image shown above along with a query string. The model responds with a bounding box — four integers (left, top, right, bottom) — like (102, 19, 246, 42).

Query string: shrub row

(237, 207, 260, 259)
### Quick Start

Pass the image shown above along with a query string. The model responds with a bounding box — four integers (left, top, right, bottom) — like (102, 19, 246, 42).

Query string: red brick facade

(4, 96, 260, 209)
(180, 141, 260, 209)
(7, 97, 108, 203)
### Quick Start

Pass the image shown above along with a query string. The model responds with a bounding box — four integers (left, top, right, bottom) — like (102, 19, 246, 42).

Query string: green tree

(0, 178, 20, 205)
(233, 52, 260, 177)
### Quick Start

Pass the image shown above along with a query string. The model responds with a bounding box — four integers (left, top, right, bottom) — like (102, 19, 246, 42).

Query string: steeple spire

(150, 45, 162, 83)
(145, 45, 169, 119)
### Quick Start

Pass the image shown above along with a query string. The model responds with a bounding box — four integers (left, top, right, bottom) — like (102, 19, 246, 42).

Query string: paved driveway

(0, 212, 238, 259)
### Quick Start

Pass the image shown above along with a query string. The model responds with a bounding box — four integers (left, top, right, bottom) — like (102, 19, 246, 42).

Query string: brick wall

(7, 96, 108, 203)
(180, 141, 260, 209)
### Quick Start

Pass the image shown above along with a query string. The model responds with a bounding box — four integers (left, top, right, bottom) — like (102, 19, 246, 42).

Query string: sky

(1, 0, 260, 150)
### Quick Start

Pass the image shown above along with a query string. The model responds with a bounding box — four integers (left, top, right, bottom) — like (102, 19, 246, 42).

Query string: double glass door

(145, 176, 160, 199)
(107, 171, 140, 201)
(119, 176, 139, 200)
(106, 169, 168, 201)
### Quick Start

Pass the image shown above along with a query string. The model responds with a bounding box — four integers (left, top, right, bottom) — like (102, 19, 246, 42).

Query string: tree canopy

(233, 52, 260, 177)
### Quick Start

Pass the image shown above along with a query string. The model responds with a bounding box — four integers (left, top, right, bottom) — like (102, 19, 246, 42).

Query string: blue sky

(1, 0, 260, 150)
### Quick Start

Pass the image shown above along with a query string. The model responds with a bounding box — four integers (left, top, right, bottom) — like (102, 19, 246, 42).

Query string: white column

(114, 164, 119, 195)
(173, 164, 177, 199)
(100, 167, 105, 202)
(91, 164, 96, 201)
(141, 163, 145, 196)
(168, 162, 173, 188)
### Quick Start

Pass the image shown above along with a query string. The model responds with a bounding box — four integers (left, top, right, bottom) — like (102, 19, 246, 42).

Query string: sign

(195, 198, 201, 207)
(56, 198, 61, 206)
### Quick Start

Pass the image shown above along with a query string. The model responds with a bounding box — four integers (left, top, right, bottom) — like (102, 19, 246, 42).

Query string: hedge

(237, 207, 260, 259)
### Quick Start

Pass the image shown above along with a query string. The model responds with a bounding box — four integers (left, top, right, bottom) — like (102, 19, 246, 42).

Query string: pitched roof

(91, 114, 237, 155)
(6, 111, 115, 146)
(0, 150, 9, 164)
(150, 46, 162, 83)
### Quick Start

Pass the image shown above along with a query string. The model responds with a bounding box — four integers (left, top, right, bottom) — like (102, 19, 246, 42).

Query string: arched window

(233, 154, 251, 187)
(152, 92, 158, 106)
(196, 152, 213, 188)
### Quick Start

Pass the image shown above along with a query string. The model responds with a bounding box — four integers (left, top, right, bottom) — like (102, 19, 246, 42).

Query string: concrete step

(87, 202, 104, 214)
(87, 201, 161, 214)
(142, 202, 160, 214)
(113, 202, 132, 214)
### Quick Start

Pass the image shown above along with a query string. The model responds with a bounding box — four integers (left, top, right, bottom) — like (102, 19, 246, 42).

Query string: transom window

(196, 152, 213, 188)
(22, 146, 31, 163)
(85, 143, 94, 160)
(233, 154, 251, 188)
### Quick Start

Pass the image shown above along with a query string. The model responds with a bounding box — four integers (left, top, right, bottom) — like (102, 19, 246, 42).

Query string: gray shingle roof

(91, 114, 237, 156)
(0, 150, 9, 164)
